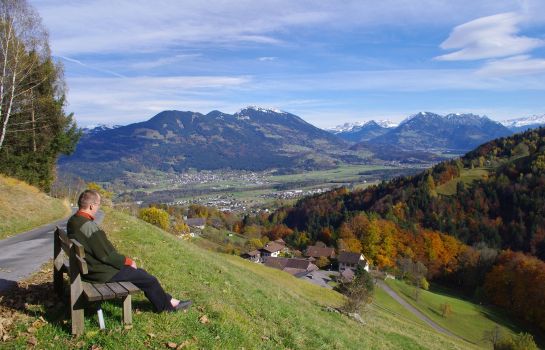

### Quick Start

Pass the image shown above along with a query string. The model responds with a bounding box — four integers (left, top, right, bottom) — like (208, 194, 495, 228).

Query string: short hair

(78, 190, 101, 209)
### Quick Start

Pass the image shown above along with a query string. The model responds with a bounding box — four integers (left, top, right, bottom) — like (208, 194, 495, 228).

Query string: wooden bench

(53, 226, 141, 335)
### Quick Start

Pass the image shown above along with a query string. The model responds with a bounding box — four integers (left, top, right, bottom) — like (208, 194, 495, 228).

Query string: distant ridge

(59, 107, 355, 181)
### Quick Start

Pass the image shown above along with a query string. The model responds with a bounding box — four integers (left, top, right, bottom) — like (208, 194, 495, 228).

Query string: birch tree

(0, 0, 48, 151)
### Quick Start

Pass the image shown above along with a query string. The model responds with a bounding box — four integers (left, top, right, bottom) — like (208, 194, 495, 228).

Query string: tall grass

(0, 175, 70, 239)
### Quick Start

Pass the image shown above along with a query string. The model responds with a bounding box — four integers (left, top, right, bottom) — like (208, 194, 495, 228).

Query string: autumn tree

(440, 303, 452, 318)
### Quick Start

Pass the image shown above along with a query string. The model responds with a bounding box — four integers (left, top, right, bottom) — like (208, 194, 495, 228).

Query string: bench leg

(71, 307, 84, 336)
(123, 295, 132, 325)
(97, 307, 106, 330)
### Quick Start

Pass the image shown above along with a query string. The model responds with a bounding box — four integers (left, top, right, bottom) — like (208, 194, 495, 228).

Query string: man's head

(78, 190, 101, 216)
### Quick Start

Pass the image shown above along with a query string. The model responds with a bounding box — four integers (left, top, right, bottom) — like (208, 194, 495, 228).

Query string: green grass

(436, 168, 490, 196)
(372, 285, 427, 328)
(2, 208, 477, 349)
(0, 175, 70, 239)
(385, 279, 529, 347)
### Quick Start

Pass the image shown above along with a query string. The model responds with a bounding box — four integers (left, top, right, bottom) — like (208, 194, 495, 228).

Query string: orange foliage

(484, 251, 545, 332)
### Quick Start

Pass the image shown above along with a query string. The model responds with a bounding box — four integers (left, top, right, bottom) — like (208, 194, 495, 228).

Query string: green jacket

(67, 213, 126, 283)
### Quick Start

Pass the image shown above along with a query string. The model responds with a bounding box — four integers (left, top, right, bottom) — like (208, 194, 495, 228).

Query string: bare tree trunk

(31, 101, 35, 151)
(0, 41, 19, 149)
(0, 18, 13, 150)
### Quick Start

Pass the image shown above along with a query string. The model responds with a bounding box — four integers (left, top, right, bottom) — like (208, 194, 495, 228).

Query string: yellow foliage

(138, 207, 169, 231)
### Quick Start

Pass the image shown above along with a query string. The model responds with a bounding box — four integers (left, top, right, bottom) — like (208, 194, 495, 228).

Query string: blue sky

(32, 0, 545, 128)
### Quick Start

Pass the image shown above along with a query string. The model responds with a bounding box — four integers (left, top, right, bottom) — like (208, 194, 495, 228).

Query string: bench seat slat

(82, 283, 102, 302)
(93, 284, 117, 300)
(106, 283, 129, 298)
(118, 281, 140, 294)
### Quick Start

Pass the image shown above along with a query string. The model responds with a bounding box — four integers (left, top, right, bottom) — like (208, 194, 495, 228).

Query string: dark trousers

(109, 266, 174, 312)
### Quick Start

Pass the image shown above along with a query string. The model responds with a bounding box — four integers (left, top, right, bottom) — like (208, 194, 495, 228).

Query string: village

(123, 169, 273, 190)
(240, 239, 371, 289)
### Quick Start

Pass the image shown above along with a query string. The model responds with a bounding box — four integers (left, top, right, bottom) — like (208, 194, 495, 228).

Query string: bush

(339, 266, 374, 313)
(440, 303, 452, 318)
(495, 332, 538, 350)
(139, 207, 169, 230)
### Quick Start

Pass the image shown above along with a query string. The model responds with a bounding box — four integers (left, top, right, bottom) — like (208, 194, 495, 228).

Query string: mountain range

(61, 108, 545, 182)
(330, 113, 545, 144)
(59, 107, 354, 181)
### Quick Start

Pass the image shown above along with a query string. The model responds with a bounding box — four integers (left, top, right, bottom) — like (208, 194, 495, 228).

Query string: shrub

(139, 207, 169, 230)
(440, 303, 452, 318)
(494, 332, 538, 350)
(339, 266, 374, 313)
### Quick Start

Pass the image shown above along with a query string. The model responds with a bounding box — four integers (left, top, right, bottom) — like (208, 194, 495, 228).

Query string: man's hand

(130, 260, 137, 269)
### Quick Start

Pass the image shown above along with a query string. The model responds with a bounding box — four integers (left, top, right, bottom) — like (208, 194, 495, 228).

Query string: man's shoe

(173, 300, 192, 312)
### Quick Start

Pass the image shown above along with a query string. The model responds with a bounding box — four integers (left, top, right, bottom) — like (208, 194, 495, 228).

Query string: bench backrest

(53, 227, 88, 298)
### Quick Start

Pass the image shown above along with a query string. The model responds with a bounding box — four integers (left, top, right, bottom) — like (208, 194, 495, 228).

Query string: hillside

(285, 127, 545, 255)
(0, 175, 70, 239)
(0, 208, 475, 349)
(58, 107, 355, 182)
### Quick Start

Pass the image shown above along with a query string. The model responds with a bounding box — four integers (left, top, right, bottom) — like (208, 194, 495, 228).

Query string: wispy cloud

(258, 56, 277, 62)
(64, 75, 252, 125)
(129, 54, 202, 70)
(477, 55, 545, 76)
(56, 55, 125, 78)
(436, 12, 544, 61)
(35, 0, 524, 55)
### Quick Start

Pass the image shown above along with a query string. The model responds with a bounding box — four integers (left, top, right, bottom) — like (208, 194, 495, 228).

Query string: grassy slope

(436, 168, 490, 196)
(0, 175, 70, 239)
(385, 279, 525, 347)
(5, 208, 476, 350)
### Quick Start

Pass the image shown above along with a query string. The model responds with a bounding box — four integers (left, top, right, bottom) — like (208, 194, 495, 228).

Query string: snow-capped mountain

(500, 115, 545, 132)
(374, 112, 511, 151)
(82, 124, 122, 135)
(328, 119, 397, 134)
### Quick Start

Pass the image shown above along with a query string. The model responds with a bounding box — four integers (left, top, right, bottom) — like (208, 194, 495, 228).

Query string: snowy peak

(237, 106, 287, 115)
(82, 124, 122, 135)
(328, 119, 397, 133)
(501, 115, 545, 128)
(375, 120, 399, 128)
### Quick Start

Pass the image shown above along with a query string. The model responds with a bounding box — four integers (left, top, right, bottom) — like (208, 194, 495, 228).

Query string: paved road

(0, 210, 104, 292)
(377, 280, 461, 339)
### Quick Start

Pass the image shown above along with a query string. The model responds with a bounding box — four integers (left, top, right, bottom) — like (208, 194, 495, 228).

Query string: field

(436, 168, 490, 196)
(0, 208, 476, 349)
(120, 164, 424, 210)
(0, 175, 71, 239)
(384, 279, 542, 347)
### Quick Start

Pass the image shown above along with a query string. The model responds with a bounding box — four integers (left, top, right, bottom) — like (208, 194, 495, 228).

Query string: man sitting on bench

(67, 189, 191, 312)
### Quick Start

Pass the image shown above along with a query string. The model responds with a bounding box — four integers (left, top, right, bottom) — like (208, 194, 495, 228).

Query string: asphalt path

(0, 210, 104, 292)
(377, 280, 461, 339)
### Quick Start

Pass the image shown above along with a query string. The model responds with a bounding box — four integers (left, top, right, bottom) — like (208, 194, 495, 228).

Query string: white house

(259, 241, 285, 258)
(338, 252, 369, 274)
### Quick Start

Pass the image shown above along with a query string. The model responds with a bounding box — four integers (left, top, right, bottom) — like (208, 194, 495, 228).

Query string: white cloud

(33, 0, 525, 55)
(436, 12, 544, 61)
(65, 75, 251, 125)
(258, 56, 277, 62)
(477, 55, 545, 76)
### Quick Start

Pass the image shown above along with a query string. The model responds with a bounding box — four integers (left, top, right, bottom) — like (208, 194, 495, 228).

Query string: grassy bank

(385, 279, 530, 347)
(0, 208, 476, 349)
(0, 175, 70, 239)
